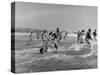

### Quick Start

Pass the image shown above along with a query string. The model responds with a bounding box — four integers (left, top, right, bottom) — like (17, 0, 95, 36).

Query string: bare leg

(85, 38, 91, 48)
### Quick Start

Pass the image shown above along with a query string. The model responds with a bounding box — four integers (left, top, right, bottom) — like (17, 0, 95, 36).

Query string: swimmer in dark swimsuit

(80, 30, 85, 44)
(92, 29, 97, 40)
(36, 32, 40, 40)
(77, 30, 81, 44)
(64, 32, 68, 40)
(85, 29, 92, 47)
(28, 32, 33, 45)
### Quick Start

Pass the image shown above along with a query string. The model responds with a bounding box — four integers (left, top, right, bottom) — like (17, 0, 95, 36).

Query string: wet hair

(88, 28, 91, 32)
(81, 30, 85, 32)
(56, 27, 60, 33)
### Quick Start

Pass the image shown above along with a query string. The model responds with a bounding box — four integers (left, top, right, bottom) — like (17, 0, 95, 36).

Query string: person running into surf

(85, 29, 92, 48)
(56, 27, 60, 39)
(40, 31, 51, 54)
(41, 29, 46, 41)
(55, 27, 62, 43)
(77, 30, 81, 44)
(28, 32, 33, 45)
(80, 29, 85, 44)
(92, 29, 97, 40)
(64, 32, 68, 40)
(40, 32, 58, 54)
(40, 37, 49, 54)
(36, 32, 40, 40)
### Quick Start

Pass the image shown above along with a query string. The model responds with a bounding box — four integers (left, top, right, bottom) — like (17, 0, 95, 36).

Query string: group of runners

(28, 27, 97, 54)
(77, 29, 97, 47)
(28, 27, 62, 54)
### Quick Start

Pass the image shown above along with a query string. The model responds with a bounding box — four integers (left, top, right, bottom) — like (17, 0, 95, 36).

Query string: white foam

(68, 43, 85, 51)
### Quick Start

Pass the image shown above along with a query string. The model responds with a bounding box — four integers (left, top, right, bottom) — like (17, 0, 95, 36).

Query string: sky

(15, 2, 97, 32)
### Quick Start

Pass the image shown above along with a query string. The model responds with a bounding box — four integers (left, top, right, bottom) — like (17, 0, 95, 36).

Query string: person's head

(56, 27, 60, 33)
(81, 30, 85, 32)
(88, 28, 91, 33)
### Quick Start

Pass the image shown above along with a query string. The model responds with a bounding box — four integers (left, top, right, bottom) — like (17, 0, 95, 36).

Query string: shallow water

(14, 32, 97, 73)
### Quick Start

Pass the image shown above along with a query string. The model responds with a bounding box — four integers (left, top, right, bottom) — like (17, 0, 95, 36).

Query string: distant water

(15, 32, 36, 40)
(67, 34, 77, 37)
(15, 32, 36, 35)
(15, 32, 77, 36)
(15, 32, 93, 40)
